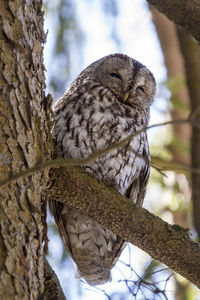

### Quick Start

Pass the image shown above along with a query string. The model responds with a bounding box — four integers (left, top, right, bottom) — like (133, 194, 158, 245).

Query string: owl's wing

(109, 134, 151, 272)
(126, 133, 151, 206)
(49, 199, 127, 285)
(49, 199, 74, 256)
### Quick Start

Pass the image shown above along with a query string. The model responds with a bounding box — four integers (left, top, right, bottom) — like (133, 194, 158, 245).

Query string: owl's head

(81, 53, 156, 109)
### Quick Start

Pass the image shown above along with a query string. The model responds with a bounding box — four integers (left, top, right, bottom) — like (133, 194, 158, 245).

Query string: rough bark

(147, 0, 200, 43)
(44, 256, 67, 300)
(0, 0, 51, 298)
(45, 166, 200, 289)
(177, 31, 200, 238)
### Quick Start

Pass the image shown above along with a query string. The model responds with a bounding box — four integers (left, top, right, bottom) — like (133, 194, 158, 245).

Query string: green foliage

(167, 76, 190, 112)
(167, 75, 185, 94)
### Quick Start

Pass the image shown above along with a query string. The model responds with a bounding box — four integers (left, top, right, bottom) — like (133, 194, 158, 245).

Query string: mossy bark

(0, 0, 51, 298)
(45, 166, 200, 289)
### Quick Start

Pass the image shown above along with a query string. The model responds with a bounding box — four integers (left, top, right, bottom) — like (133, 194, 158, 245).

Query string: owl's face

(84, 54, 156, 109)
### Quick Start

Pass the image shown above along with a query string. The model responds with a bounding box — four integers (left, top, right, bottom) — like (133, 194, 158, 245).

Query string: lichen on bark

(0, 0, 51, 298)
(45, 166, 200, 288)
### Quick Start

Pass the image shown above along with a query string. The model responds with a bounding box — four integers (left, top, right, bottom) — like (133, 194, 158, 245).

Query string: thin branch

(0, 118, 199, 188)
(151, 156, 200, 175)
(148, 118, 192, 130)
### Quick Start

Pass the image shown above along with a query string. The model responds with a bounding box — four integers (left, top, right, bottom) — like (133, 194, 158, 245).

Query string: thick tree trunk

(0, 1, 51, 298)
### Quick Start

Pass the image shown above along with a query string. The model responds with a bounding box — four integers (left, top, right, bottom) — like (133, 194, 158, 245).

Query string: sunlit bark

(0, 0, 51, 298)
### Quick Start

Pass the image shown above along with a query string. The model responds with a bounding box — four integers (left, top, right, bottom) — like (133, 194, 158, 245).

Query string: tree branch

(146, 0, 200, 44)
(45, 166, 200, 288)
(1, 118, 198, 189)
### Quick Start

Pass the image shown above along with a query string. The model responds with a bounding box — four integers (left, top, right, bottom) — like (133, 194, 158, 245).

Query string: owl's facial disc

(93, 54, 156, 108)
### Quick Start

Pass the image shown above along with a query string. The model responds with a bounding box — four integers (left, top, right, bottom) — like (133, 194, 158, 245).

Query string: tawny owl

(50, 53, 156, 285)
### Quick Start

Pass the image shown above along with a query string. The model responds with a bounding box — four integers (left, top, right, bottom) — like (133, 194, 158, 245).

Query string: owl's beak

(123, 91, 130, 102)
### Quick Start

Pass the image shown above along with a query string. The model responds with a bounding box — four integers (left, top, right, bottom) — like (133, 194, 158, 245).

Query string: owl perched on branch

(50, 54, 156, 285)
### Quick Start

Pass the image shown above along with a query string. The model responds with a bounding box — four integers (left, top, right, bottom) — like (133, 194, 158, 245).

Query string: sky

(43, 1, 175, 299)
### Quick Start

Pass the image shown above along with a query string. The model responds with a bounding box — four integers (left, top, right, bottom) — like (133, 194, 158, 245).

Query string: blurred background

(43, 1, 200, 299)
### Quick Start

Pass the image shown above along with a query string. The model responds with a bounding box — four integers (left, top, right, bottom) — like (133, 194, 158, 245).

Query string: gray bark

(0, 0, 51, 298)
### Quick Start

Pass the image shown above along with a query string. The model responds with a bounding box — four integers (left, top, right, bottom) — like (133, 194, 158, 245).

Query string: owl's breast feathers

(54, 82, 150, 197)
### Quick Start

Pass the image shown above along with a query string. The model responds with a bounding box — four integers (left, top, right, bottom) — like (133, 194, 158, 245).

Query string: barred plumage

(50, 53, 156, 285)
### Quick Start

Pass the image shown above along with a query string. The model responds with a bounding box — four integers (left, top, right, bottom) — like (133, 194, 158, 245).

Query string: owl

(50, 53, 156, 285)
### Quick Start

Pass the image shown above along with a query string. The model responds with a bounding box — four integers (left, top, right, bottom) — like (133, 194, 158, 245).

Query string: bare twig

(0, 118, 199, 189)
(85, 258, 173, 300)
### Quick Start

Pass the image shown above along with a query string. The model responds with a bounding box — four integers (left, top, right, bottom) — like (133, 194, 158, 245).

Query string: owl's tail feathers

(76, 263, 111, 286)
(70, 227, 126, 286)
(71, 247, 111, 285)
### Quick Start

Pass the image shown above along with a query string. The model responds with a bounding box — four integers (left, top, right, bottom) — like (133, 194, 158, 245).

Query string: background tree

(149, 6, 200, 299)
